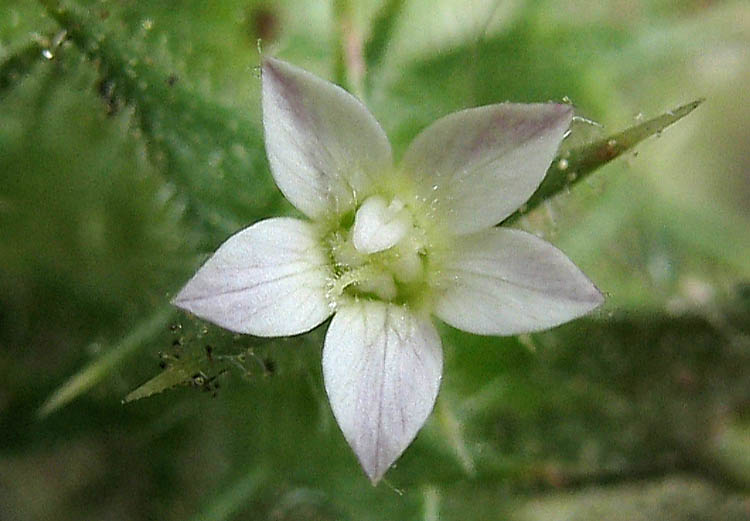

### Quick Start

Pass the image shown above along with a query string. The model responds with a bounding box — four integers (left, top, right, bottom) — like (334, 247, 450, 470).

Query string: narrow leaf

(124, 344, 262, 403)
(0, 39, 46, 94)
(505, 99, 703, 223)
(363, 0, 404, 92)
(189, 469, 265, 521)
(38, 1, 279, 237)
(38, 307, 173, 417)
(123, 348, 216, 403)
(332, 0, 351, 91)
(122, 357, 200, 403)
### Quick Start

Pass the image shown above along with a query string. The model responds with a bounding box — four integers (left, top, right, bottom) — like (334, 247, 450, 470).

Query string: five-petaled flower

(173, 57, 604, 484)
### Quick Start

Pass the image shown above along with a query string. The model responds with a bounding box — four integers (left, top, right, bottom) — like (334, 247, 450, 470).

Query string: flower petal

(322, 301, 443, 484)
(401, 103, 573, 234)
(434, 228, 603, 335)
(262, 57, 393, 219)
(173, 217, 333, 336)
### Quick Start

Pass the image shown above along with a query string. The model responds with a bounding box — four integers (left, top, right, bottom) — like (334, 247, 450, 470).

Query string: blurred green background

(1, 0, 748, 519)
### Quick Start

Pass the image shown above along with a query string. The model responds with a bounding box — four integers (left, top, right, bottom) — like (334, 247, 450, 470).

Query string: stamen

(352, 196, 412, 254)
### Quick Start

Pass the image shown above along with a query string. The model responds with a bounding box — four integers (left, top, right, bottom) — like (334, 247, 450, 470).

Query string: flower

(173, 57, 604, 484)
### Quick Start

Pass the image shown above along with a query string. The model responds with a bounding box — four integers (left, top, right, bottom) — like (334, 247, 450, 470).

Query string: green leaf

(122, 353, 205, 404)
(512, 476, 749, 521)
(709, 418, 750, 488)
(432, 304, 750, 492)
(122, 346, 224, 404)
(123, 337, 265, 403)
(654, 198, 750, 277)
(38, 307, 174, 417)
(331, 0, 351, 91)
(363, 0, 404, 93)
(0, 39, 45, 94)
(189, 469, 265, 521)
(38, 0, 280, 239)
(504, 99, 704, 224)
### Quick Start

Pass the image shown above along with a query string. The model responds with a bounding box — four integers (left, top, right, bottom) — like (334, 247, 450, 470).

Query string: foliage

(1, 0, 747, 519)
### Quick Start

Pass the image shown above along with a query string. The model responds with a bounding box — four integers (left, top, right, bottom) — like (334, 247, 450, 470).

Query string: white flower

(173, 57, 604, 483)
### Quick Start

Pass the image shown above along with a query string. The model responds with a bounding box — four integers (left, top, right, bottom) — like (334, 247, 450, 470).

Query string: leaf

(513, 476, 748, 521)
(363, 0, 405, 93)
(189, 469, 265, 521)
(123, 340, 264, 403)
(504, 99, 704, 224)
(38, 307, 174, 417)
(122, 358, 207, 403)
(123, 346, 213, 403)
(655, 198, 750, 277)
(432, 304, 750, 491)
(0, 39, 45, 94)
(38, 1, 280, 238)
(331, 0, 351, 91)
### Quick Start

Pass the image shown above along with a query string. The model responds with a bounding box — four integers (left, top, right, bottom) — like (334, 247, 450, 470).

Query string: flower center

(326, 194, 430, 305)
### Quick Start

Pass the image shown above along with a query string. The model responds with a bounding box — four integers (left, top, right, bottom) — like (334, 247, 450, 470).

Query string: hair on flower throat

(173, 57, 603, 484)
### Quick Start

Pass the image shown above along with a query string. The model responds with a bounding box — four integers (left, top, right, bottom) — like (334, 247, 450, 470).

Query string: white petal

(323, 301, 443, 484)
(173, 218, 333, 336)
(352, 196, 411, 254)
(434, 228, 603, 335)
(262, 57, 393, 219)
(401, 103, 573, 234)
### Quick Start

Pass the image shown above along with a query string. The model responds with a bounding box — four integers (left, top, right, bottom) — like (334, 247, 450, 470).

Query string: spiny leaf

(122, 353, 205, 403)
(122, 346, 217, 403)
(38, 307, 174, 417)
(505, 99, 704, 223)
(123, 343, 263, 403)
(38, 0, 280, 238)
